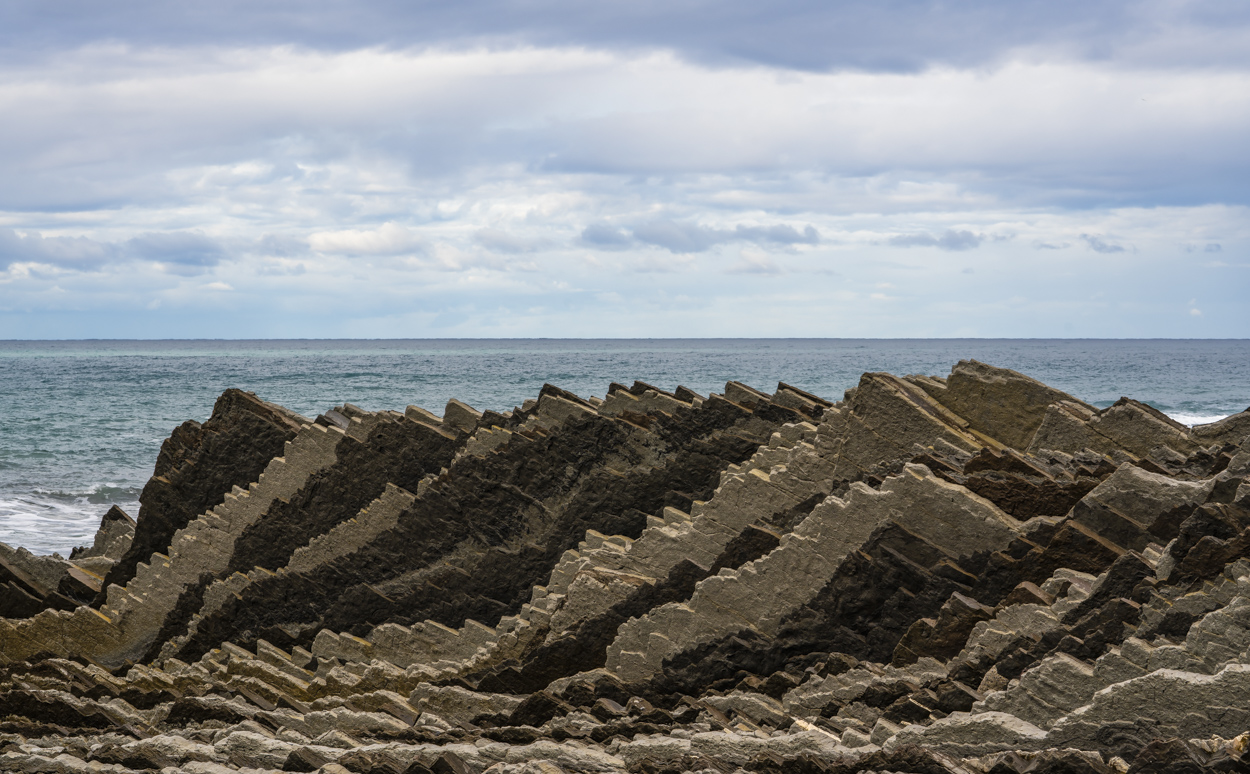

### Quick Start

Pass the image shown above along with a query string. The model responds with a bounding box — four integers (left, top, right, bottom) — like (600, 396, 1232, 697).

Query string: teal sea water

(1, 339, 1247, 556)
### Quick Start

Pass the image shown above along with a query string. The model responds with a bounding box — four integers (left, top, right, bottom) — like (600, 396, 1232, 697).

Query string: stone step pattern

(625, 400, 1250, 755)
(90, 382, 760, 680)
(297, 372, 1020, 695)
(304, 383, 824, 678)
(841, 450, 1250, 759)
(0, 393, 450, 661)
(150, 403, 470, 663)
(97, 389, 310, 602)
(604, 464, 1026, 683)
(219, 403, 464, 578)
(156, 481, 421, 664)
(0, 392, 300, 620)
(886, 552, 1250, 759)
(312, 370, 1075, 680)
(406, 414, 829, 687)
(309, 387, 789, 650)
(0, 417, 351, 668)
(286, 364, 1107, 720)
(594, 363, 1076, 690)
(630, 469, 1094, 706)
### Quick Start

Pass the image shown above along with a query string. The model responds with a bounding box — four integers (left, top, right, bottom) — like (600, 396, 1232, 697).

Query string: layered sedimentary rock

(100, 389, 310, 602)
(1, 360, 1249, 774)
(0, 505, 136, 617)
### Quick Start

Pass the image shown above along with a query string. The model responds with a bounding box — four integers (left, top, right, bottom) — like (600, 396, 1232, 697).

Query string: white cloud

(308, 222, 422, 256)
(726, 249, 782, 275)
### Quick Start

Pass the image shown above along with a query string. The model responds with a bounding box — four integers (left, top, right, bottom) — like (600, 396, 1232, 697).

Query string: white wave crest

(1166, 412, 1233, 428)
(0, 493, 137, 556)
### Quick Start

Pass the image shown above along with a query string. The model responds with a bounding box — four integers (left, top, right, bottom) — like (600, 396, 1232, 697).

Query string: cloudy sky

(0, 1, 1246, 338)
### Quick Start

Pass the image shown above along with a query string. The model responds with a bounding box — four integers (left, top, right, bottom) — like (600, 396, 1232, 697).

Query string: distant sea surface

(2, 339, 1247, 556)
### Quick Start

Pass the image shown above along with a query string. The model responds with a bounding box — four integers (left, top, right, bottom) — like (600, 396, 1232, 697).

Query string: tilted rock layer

(2, 360, 1250, 774)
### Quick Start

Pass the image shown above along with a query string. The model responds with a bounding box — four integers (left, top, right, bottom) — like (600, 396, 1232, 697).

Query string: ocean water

(1, 339, 1247, 557)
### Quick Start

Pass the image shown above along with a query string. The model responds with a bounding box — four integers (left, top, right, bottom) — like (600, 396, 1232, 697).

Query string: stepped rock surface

(2, 360, 1250, 774)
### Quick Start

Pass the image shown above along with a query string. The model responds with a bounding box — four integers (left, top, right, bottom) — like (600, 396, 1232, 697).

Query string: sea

(1, 339, 1247, 557)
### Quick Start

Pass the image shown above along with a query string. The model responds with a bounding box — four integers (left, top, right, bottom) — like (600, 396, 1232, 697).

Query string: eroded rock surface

(2, 361, 1249, 774)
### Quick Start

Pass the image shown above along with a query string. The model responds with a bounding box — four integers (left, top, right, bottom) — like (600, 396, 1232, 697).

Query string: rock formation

(1, 361, 1248, 774)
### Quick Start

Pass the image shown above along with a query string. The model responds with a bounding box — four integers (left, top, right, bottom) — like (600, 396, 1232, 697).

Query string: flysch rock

(603, 463, 1024, 683)
(914, 359, 1096, 452)
(156, 482, 420, 663)
(183, 381, 799, 679)
(0, 542, 82, 616)
(1028, 396, 1203, 459)
(1069, 463, 1215, 553)
(386, 416, 828, 693)
(97, 389, 310, 602)
(67, 505, 136, 581)
(0, 415, 347, 667)
(0, 509, 137, 618)
(1192, 409, 1250, 447)
(201, 382, 810, 690)
(1, 362, 1249, 774)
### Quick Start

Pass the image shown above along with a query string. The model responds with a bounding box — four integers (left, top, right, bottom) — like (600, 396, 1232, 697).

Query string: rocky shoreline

(2, 360, 1249, 774)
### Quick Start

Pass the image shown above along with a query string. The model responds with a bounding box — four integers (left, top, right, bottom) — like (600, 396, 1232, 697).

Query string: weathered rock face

(916, 359, 1095, 451)
(1, 363, 1249, 774)
(97, 388, 309, 602)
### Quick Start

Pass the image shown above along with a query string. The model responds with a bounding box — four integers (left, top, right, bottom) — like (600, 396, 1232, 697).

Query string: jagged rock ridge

(0, 360, 1248, 774)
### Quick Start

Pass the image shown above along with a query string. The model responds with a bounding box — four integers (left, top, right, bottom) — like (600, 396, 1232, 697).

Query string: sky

(0, 0, 1247, 338)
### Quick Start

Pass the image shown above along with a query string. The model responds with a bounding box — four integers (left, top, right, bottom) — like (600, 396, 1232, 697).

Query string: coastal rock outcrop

(1, 360, 1249, 773)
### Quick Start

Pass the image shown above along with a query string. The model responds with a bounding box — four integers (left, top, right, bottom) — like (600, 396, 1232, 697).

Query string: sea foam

(0, 487, 138, 556)
(1167, 412, 1233, 428)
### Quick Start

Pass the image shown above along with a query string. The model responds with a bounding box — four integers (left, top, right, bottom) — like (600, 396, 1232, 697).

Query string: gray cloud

(599, 220, 821, 254)
(734, 224, 820, 245)
(0, 228, 115, 270)
(476, 228, 548, 254)
(0, 38, 1246, 223)
(255, 261, 307, 277)
(255, 234, 310, 258)
(126, 231, 226, 269)
(580, 223, 633, 249)
(632, 220, 726, 253)
(0, 228, 228, 273)
(2, 1, 1247, 73)
(889, 230, 983, 251)
(1080, 234, 1126, 254)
